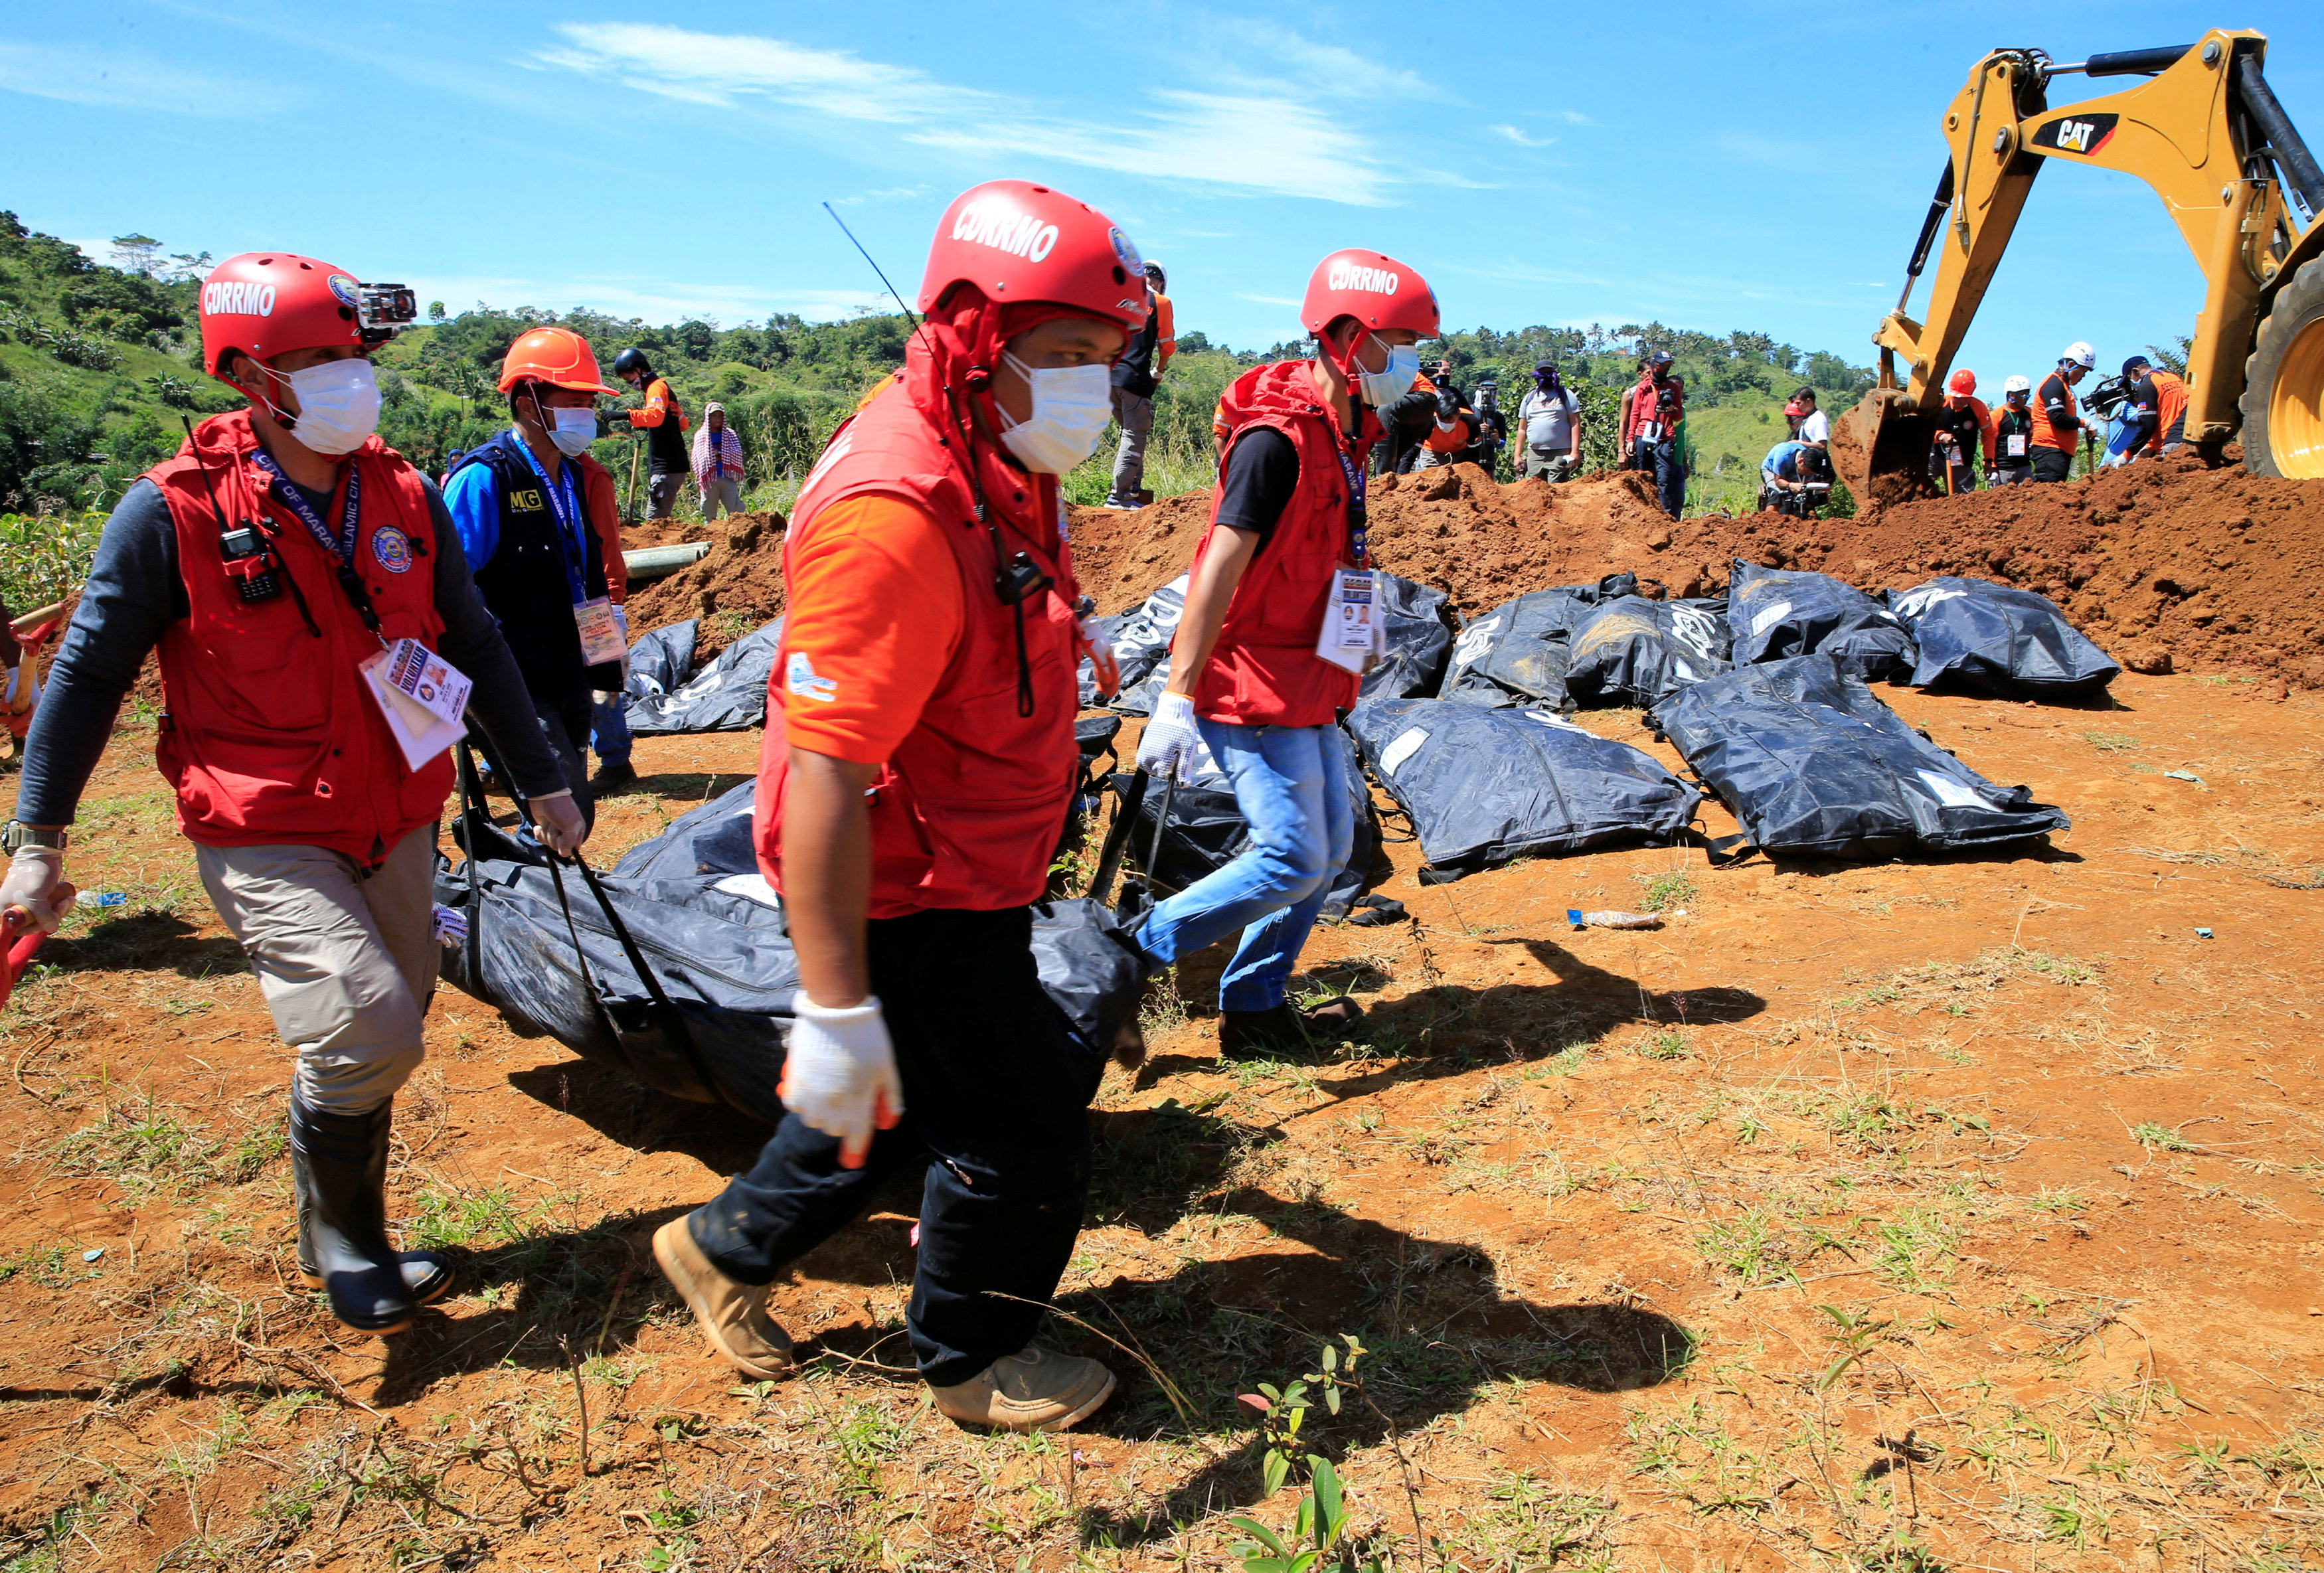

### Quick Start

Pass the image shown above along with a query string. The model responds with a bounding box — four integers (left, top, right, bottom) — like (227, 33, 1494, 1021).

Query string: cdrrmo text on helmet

(202, 280, 278, 317)
(950, 203, 1060, 264)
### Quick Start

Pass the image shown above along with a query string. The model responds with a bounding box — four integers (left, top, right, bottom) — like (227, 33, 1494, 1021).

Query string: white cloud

(1552, 110, 1596, 126)
(1203, 20, 1443, 102)
(831, 186, 932, 207)
(538, 23, 1402, 205)
(0, 42, 257, 114)
(1492, 125, 1557, 148)
(538, 23, 966, 120)
(1236, 293, 1301, 307)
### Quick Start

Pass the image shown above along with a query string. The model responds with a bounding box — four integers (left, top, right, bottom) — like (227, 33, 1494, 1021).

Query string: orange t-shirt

(778, 496, 965, 764)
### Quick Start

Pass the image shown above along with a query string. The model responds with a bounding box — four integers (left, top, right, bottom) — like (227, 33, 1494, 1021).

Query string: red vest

(149, 410, 452, 862)
(1622, 374, 1683, 446)
(752, 376, 1083, 917)
(1188, 360, 1376, 729)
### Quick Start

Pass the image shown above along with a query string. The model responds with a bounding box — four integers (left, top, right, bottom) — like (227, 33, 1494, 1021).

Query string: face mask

(547, 404, 598, 457)
(997, 354, 1113, 474)
(282, 359, 382, 455)
(1355, 337, 1420, 406)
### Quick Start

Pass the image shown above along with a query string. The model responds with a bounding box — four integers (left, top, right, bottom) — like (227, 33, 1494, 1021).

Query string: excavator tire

(2241, 256, 2324, 479)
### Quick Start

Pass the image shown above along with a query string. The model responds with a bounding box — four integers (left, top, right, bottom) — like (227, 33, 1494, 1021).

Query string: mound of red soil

(622, 511, 789, 659)
(1068, 456, 2324, 687)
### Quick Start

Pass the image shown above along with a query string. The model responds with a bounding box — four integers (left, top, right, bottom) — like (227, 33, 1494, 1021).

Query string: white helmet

(2004, 374, 2033, 394)
(2062, 341, 2096, 369)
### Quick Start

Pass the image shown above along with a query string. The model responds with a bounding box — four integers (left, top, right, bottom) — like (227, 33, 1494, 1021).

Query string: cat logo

(2031, 112, 2118, 157)
(511, 487, 545, 511)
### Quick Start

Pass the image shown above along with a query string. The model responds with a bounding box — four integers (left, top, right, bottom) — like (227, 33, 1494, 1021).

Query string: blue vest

(452, 432, 619, 704)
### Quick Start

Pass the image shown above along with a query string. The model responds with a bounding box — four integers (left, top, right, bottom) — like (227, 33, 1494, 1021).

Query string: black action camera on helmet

(356, 284, 420, 345)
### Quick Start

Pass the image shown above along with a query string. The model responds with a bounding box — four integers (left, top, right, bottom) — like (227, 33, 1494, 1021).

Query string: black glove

(1434, 387, 1459, 420)
(602, 409, 631, 434)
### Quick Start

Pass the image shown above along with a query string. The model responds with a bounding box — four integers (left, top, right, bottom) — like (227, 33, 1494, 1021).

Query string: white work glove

(1078, 616, 1120, 699)
(529, 791, 588, 859)
(2, 847, 74, 937)
(780, 993, 904, 1167)
(1136, 691, 1203, 785)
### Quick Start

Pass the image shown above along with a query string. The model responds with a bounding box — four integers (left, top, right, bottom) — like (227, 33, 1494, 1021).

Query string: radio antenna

(822, 203, 925, 332)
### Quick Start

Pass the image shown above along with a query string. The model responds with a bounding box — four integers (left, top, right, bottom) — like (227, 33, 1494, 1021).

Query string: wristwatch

(2, 823, 68, 853)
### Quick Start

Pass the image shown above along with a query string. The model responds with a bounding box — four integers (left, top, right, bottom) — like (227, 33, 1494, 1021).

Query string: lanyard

(1332, 440, 1370, 567)
(511, 437, 591, 604)
(248, 450, 380, 633)
(250, 449, 360, 564)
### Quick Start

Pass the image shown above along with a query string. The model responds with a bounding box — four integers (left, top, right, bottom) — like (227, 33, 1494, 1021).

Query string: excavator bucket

(1831, 386, 1938, 510)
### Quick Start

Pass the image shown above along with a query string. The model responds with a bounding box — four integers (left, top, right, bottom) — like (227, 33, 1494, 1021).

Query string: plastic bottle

(1568, 909, 1664, 930)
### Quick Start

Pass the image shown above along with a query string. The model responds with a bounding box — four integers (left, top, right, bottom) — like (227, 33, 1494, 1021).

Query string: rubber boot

(293, 1106, 453, 1309)
(288, 1097, 447, 1335)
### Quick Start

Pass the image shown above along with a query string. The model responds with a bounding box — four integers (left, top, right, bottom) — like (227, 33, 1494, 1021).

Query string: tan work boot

(651, 1217, 794, 1380)
(932, 1346, 1116, 1432)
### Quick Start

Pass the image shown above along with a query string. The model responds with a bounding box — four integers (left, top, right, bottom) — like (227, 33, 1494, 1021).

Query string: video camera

(2086, 373, 2131, 421)
(1764, 480, 1830, 519)
(356, 283, 420, 346)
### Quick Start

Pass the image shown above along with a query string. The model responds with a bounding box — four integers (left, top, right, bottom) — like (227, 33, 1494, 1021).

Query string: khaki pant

(1524, 448, 1578, 481)
(195, 824, 439, 1116)
(700, 477, 745, 519)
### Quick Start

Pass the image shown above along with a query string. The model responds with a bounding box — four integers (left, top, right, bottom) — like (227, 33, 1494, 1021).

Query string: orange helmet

(498, 326, 618, 394)
(1948, 368, 1977, 396)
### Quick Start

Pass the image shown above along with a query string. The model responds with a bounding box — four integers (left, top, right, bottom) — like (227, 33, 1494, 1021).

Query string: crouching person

(651, 182, 1141, 1432)
(0, 254, 586, 1335)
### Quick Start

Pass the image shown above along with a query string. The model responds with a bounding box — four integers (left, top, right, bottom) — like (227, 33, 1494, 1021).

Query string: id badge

(2006, 435, 2028, 457)
(359, 640, 471, 770)
(575, 597, 625, 665)
(1316, 568, 1384, 676)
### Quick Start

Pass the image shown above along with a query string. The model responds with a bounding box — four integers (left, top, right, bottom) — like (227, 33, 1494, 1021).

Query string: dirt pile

(622, 511, 789, 658)
(1068, 456, 2324, 686)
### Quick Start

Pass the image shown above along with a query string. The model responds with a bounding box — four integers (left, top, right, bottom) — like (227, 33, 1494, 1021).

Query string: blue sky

(4, 2, 2319, 385)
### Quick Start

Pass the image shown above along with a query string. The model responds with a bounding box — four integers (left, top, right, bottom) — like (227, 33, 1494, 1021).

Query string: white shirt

(1797, 408, 1831, 444)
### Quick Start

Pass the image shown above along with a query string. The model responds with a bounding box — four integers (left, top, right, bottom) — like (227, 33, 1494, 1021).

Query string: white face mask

(1355, 337, 1420, 406)
(997, 353, 1114, 475)
(280, 359, 382, 455)
(546, 404, 598, 457)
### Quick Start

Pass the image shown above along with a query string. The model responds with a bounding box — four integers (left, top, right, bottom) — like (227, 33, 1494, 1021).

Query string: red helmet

(918, 180, 1148, 331)
(1948, 368, 1977, 396)
(199, 252, 365, 380)
(499, 326, 619, 394)
(1299, 250, 1440, 338)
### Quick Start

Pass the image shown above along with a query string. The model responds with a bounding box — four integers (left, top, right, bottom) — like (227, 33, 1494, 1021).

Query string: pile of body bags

(434, 784, 1147, 1122)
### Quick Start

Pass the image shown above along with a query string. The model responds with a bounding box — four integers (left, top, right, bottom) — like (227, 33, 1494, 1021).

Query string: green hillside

(1, 210, 1877, 557)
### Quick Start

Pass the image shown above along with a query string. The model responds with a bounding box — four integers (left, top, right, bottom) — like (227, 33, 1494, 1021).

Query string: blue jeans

(591, 693, 632, 766)
(1633, 436, 1685, 517)
(1133, 720, 1354, 1012)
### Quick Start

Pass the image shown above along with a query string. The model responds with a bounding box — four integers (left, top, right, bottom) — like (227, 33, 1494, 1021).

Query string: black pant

(469, 695, 597, 834)
(1633, 436, 1685, 517)
(2031, 447, 2074, 483)
(690, 906, 1100, 1386)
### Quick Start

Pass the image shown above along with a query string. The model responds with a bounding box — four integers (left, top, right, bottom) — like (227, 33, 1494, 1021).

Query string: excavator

(1837, 27, 2324, 500)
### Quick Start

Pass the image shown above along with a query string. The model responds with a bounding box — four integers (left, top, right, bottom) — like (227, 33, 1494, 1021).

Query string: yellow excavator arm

(1841, 29, 2324, 492)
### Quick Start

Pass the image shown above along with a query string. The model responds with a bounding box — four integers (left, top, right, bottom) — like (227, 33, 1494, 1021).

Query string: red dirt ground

(3, 465, 2322, 1569)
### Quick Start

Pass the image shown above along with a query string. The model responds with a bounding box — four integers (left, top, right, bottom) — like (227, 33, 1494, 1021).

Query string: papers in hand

(360, 639, 472, 771)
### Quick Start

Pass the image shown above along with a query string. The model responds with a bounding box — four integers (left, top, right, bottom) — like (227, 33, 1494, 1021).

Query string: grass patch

(2082, 731, 2138, 754)
(1633, 1028, 1693, 1061)
(1631, 868, 1698, 913)
(2127, 1121, 2199, 1155)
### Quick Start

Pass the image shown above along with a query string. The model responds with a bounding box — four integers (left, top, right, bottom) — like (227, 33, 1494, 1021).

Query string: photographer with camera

(2030, 343, 2095, 482)
(1413, 371, 1480, 471)
(651, 182, 1143, 1434)
(1619, 350, 1687, 516)
(2115, 354, 2188, 462)
(2, 252, 583, 1339)
(1759, 438, 1829, 517)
